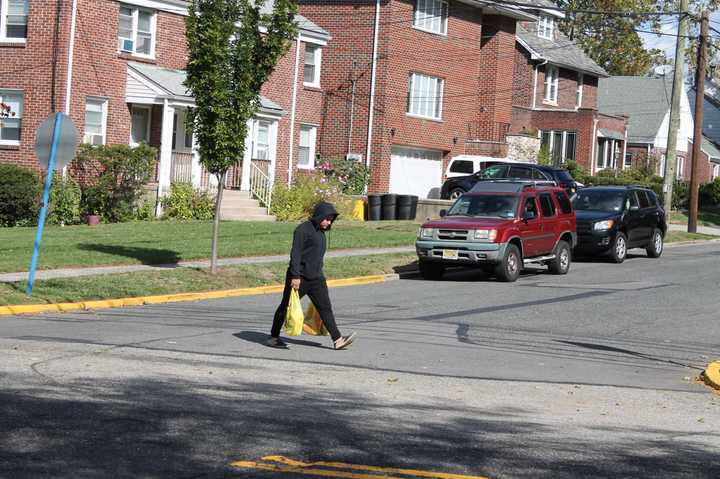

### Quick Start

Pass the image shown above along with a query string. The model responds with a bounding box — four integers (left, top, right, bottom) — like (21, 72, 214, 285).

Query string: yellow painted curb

(701, 361, 720, 391)
(0, 274, 389, 317)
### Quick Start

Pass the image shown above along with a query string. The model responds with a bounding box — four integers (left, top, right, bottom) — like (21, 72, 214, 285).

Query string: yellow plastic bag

(303, 301, 329, 336)
(283, 289, 304, 336)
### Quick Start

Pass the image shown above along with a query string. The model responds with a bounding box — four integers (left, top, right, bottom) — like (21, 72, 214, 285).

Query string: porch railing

(249, 161, 272, 210)
(170, 151, 193, 184)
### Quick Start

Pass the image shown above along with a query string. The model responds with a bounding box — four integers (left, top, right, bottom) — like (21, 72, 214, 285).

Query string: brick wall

(535, 65, 582, 110)
(512, 44, 533, 109)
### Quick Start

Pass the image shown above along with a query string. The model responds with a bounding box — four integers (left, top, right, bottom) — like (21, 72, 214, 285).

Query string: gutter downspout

(622, 125, 628, 170)
(590, 117, 598, 174)
(287, 33, 301, 186)
(532, 59, 548, 110)
(62, 0, 78, 178)
(365, 0, 380, 170)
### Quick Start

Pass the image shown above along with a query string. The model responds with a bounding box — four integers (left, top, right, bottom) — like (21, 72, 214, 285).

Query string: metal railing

(249, 160, 272, 210)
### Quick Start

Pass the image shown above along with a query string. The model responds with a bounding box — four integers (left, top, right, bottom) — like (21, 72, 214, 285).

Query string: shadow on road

(77, 243, 182, 266)
(1, 377, 718, 478)
(234, 331, 327, 349)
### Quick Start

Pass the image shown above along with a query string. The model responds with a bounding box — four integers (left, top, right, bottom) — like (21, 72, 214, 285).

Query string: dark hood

(310, 201, 339, 229)
(575, 210, 621, 222)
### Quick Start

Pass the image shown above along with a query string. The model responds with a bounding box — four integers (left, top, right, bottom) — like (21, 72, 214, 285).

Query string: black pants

(271, 270, 341, 341)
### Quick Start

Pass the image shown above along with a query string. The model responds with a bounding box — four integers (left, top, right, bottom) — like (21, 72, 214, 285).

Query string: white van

(445, 155, 522, 179)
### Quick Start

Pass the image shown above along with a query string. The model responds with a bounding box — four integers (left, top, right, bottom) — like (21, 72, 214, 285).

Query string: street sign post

(27, 112, 80, 296)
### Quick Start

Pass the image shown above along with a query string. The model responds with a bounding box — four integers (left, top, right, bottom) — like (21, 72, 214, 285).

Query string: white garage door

(389, 147, 443, 198)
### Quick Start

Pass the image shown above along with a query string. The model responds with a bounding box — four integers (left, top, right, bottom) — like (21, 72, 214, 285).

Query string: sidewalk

(668, 223, 720, 236)
(0, 246, 415, 283)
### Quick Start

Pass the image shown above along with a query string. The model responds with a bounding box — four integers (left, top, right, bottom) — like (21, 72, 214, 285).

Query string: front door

(537, 192, 559, 254)
(518, 196, 542, 258)
(624, 191, 645, 246)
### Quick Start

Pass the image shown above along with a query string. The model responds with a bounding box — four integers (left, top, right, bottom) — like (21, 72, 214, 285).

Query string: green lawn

(0, 220, 419, 273)
(669, 210, 720, 228)
(0, 253, 418, 306)
(665, 230, 718, 243)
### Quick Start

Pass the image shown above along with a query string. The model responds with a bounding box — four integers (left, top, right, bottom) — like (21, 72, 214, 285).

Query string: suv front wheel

(646, 228, 663, 258)
(610, 232, 628, 263)
(495, 244, 521, 282)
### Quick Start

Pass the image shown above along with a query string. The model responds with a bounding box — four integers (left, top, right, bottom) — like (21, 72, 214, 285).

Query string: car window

(539, 193, 556, 217)
(645, 190, 658, 206)
(572, 190, 625, 212)
(479, 165, 509, 178)
(447, 194, 519, 218)
(523, 196, 538, 218)
(509, 166, 533, 179)
(636, 190, 651, 208)
(532, 169, 549, 180)
(449, 160, 474, 174)
(627, 191, 639, 209)
(555, 191, 572, 214)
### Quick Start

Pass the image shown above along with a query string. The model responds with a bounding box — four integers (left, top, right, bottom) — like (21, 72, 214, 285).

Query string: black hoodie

(289, 202, 339, 280)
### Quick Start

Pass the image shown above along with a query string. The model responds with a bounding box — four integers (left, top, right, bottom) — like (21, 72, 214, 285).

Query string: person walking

(268, 201, 356, 350)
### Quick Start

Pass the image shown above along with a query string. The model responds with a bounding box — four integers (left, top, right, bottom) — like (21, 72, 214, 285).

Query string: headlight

(418, 228, 434, 239)
(593, 219, 615, 231)
(474, 229, 497, 241)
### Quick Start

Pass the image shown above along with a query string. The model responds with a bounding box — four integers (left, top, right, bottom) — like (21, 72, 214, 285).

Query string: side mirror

(439, 209, 447, 218)
(522, 210, 537, 221)
(629, 205, 640, 211)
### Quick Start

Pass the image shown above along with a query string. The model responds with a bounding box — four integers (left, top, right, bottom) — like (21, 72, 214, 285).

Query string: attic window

(538, 15, 554, 40)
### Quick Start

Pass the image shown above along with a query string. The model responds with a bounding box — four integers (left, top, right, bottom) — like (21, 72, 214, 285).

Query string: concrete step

(221, 214, 276, 222)
(221, 198, 263, 208)
(220, 206, 269, 217)
(222, 190, 251, 199)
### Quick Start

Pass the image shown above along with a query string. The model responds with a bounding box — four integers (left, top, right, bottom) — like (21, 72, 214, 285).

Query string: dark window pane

(539, 193, 555, 216)
(564, 132, 576, 162)
(509, 167, 532, 179)
(450, 160, 473, 174)
(637, 190, 651, 208)
(555, 191, 572, 214)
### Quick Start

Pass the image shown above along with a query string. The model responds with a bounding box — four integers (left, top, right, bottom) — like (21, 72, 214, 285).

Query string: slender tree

(185, 0, 297, 273)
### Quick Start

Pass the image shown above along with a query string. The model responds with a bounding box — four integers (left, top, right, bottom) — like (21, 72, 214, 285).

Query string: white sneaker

(333, 332, 356, 350)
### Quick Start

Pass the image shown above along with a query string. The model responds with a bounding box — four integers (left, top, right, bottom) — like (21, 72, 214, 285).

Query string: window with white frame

(537, 15, 554, 40)
(84, 97, 108, 145)
(298, 125, 317, 169)
(0, 89, 22, 144)
(596, 138, 619, 170)
(172, 111, 193, 151)
(544, 65, 559, 103)
(303, 44, 322, 87)
(118, 4, 156, 57)
(712, 163, 719, 179)
(576, 73, 584, 109)
(408, 73, 444, 120)
(540, 129, 576, 165)
(413, 0, 448, 35)
(677, 156, 685, 178)
(253, 121, 270, 160)
(0, 0, 28, 41)
(130, 105, 150, 145)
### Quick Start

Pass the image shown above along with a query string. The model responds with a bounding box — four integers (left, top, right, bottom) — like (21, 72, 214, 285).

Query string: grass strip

(0, 253, 418, 306)
(665, 231, 718, 243)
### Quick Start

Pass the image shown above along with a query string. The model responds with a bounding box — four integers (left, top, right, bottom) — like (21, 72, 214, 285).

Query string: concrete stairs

(220, 190, 276, 221)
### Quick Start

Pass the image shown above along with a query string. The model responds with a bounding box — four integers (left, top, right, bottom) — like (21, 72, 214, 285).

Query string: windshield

(448, 194, 519, 219)
(572, 190, 625, 212)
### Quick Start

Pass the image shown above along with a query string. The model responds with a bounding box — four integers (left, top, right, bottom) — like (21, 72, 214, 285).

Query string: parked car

(572, 186, 666, 263)
(445, 156, 520, 179)
(440, 163, 579, 200)
(416, 181, 577, 282)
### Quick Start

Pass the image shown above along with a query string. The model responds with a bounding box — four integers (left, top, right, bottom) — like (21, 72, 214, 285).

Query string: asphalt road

(2, 241, 719, 478)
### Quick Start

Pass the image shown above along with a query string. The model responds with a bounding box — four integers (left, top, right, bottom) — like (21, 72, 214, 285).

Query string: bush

(700, 177, 720, 208)
(537, 145, 551, 166)
(48, 174, 82, 225)
(271, 172, 354, 221)
(317, 158, 370, 195)
(0, 163, 40, 227)
(74, 143, 157, 222)
(161, 182, 215, 220)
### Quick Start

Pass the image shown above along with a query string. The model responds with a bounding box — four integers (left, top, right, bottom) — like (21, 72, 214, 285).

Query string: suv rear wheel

(548, 240, 571, 274)
(419, 261, 445, 280)
(495, 244, 521, 282)
(610, 232, 627, 264)
(449, 188, 466, 200)
(646, 228, 663, 258)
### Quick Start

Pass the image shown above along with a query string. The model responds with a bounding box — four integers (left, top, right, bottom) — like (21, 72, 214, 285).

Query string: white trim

(298, 33, 327, 46)
(298, 124, 317, 170)
(590, 118, 598, 173)
(302, 43, 322, 88)
(537, 15, 554, 40)
(64, 0, 78, 115)
(118, 4, 157, 60)
(129, 104, 152, 146)
(575, 73, 583, 109)
(0, 0, 28, 42)
(366, 0, 380, 170)
(407, 72, 444, 120)
(0, 88, 22, 146)
(156, 99, 174, 215)
(413, 0, 448, 36)
(287, 34, 301, 185)
(543, 64, 559, 103)
(83, 96, 109, 145)
(119, 0, 188, 16)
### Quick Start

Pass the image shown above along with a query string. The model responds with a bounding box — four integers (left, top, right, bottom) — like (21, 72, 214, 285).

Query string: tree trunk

(211, 171, 226, 274)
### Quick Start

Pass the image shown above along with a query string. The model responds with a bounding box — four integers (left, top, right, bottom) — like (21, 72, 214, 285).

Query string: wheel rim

(451, 190, 462, 200)
(654, 232, 663, 254)
(507, 252, 519, 276)
(559, 249, 569, 270)
(616, 236, 626, 259)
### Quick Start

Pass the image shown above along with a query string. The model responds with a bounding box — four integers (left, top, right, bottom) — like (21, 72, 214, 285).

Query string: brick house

(510, 2, 629, 174)
(689, 78, 720, 181)
(598, 73, 718, 183)
(0, 0, 331, 214)
(298, 0, 540, 198)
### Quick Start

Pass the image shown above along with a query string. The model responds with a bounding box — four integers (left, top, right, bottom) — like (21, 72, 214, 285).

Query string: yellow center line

(230, 456, 492, 479)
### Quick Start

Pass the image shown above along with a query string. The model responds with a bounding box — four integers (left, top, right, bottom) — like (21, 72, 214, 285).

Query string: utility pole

(689, 10, 709, 233)
(663, 0, 689, 214)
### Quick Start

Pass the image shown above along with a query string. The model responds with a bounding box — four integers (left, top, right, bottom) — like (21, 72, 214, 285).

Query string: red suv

(416, 181, 577, 282)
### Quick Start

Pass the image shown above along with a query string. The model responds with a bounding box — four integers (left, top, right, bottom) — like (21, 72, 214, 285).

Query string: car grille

(576, 222, 592, 234)
(438, 229, 470, 241)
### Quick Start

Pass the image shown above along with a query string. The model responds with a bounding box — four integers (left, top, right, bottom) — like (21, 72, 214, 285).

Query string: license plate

(442, 249, 459, 260)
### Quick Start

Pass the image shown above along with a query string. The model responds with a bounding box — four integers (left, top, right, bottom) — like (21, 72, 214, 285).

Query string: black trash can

(409, 195, 419, 221)
(396, 195, 413, 220)
(367, 194, 382, 221)
(381, 193, 397, 220)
